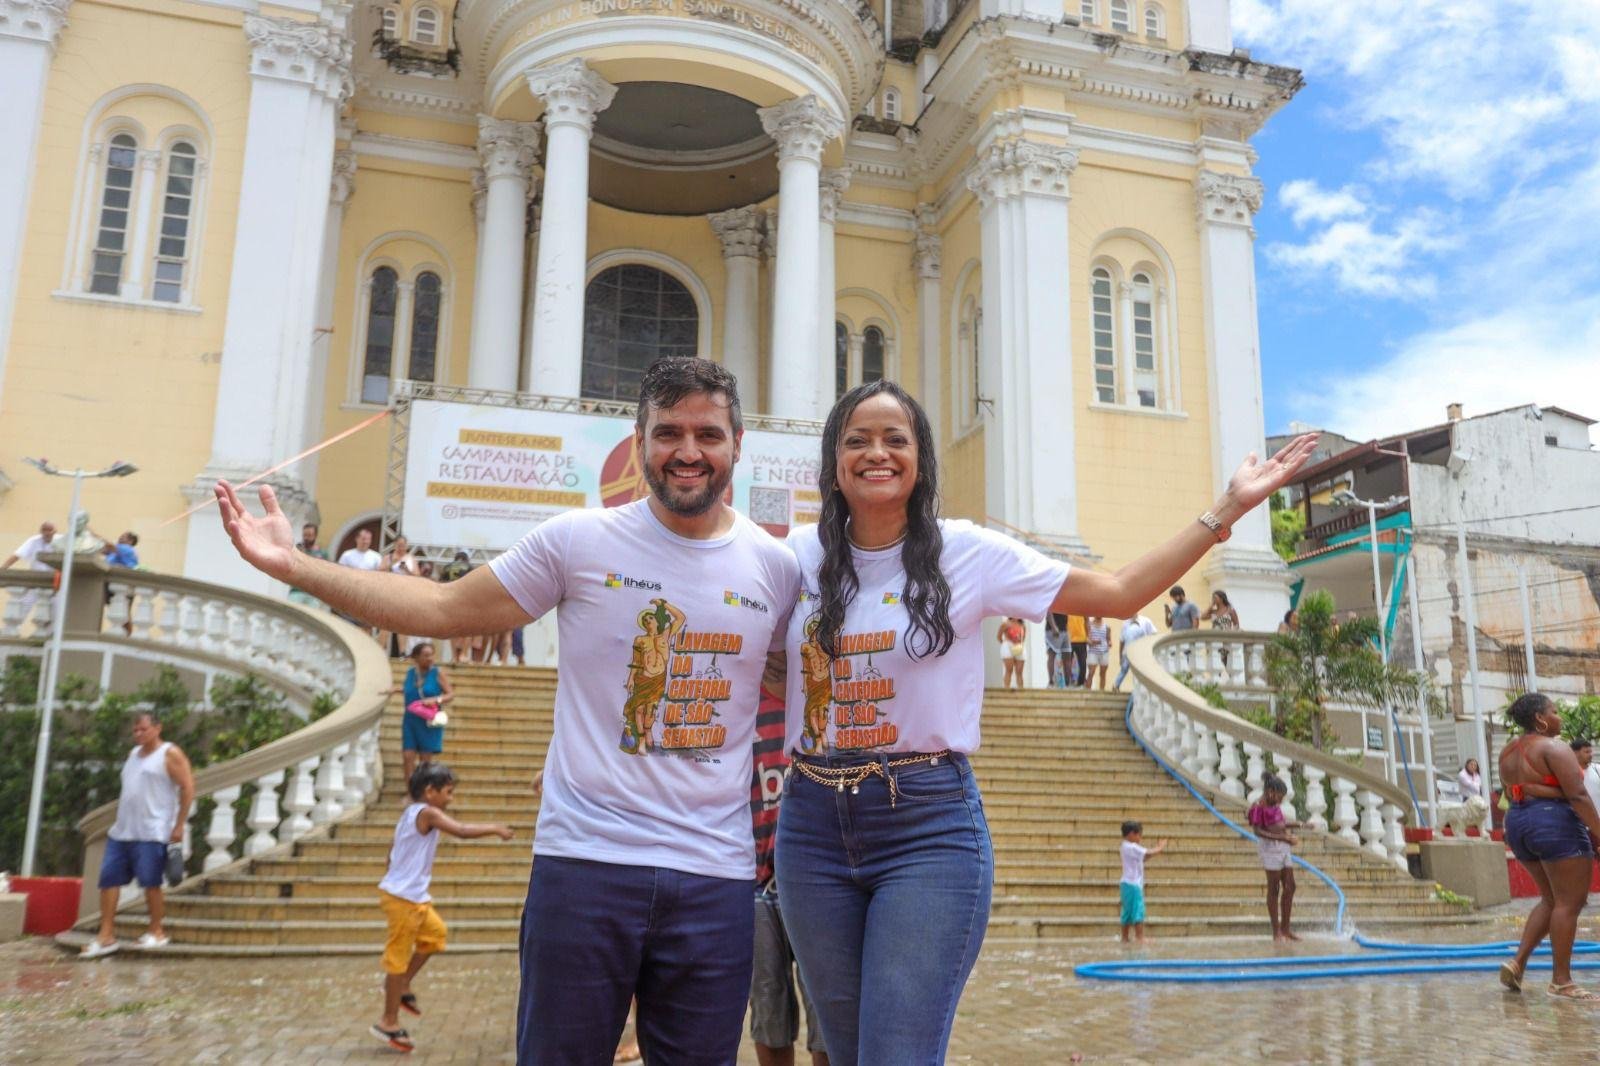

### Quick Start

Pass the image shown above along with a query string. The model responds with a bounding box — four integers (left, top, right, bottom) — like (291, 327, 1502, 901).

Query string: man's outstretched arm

(215, 481, 530, 638)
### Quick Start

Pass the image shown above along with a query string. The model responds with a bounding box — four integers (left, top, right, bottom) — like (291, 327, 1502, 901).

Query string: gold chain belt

(791, 750, 953, 808)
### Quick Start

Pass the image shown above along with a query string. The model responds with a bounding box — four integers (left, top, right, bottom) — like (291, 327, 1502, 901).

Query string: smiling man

(213, 358, 798, 1065)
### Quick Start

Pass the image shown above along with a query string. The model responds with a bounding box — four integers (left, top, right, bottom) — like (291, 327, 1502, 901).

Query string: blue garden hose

(1073, 698, 1600, 983)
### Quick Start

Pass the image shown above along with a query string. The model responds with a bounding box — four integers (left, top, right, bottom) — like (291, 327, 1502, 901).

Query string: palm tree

(1265, 589, 1433, 751)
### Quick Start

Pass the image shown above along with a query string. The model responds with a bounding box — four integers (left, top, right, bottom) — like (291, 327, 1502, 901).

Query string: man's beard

(644, 458, 732, 517)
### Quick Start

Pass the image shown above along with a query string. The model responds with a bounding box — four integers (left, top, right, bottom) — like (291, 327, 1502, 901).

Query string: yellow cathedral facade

(0, 0, 1303, 631)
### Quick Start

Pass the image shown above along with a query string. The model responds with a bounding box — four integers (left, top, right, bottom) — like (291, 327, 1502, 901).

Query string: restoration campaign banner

(402, 398, 822, 551)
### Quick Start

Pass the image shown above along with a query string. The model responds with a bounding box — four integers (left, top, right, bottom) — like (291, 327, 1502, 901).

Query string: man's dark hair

(1121, 820, 1141, 837)
(123, 532, 139, 546)
(1572, 737, 1593, 753)
(408, 761, 456, 799)
(303, 523, 319, 533)
(634, 358, 742, 435)
(1170, 586, 1185, 598)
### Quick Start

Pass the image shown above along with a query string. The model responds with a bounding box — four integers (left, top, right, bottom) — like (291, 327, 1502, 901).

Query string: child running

(371, 763, 514, 1053)
(1119, 821, 1168, 943)
(1249, 773, 1301, 941)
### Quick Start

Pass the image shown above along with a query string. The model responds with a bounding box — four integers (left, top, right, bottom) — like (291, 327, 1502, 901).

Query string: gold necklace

(846, 523, 908, 551)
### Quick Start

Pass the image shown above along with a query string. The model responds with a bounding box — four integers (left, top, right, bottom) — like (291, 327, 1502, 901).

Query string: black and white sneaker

(369, 1024, 414, 1052)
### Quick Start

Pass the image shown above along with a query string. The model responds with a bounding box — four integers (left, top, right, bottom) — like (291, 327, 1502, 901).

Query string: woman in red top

(1499, 692, 1600, 999)
(996, 617, 1026, 689)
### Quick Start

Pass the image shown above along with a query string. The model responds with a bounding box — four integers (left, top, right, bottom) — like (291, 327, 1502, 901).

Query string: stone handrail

(0, 562, 391, 918)
(1125, 630, 1412, 870)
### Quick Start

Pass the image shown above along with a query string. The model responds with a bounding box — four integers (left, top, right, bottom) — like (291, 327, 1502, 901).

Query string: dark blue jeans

(775, 753, 993, 1066)
(517, 855, 754, 1065)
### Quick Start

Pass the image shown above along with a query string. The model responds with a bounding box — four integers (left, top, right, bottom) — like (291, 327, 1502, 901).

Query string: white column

(526, 59, 615, 398)
(301, 148, 355, 498)
(468, 115, 538, 392)
(759, 96, 842, 420)
(121, 149, 162, 299)
(966, 139, 1091, 560)
(708, 206, 763, 391)
(1195, 168, 1291, 628)
(182, 10, 350, 594)
(0, 0, 71, 412)
(521, 196, 542, 389)
(913, 204, 943, 440)
(817, 166, 850, 412)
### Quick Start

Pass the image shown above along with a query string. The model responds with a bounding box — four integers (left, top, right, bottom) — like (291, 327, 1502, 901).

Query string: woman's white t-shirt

(783, 520, 1069, 756)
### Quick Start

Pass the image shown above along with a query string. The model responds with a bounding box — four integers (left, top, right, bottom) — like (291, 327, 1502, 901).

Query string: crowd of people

(201, 357, 1315, 1061)
(999, 585, 1238, 692)
(291, 523, 526, 665)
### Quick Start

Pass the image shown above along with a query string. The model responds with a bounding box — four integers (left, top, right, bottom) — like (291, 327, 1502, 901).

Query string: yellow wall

(1, 0, 249, 573)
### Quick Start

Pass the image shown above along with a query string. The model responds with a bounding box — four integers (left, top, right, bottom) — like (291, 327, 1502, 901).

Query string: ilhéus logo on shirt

(723, 589, 770, 613)
(604, 570, 662, 591)
(881, 591, 901, 605)
(618, 596, 744, 761)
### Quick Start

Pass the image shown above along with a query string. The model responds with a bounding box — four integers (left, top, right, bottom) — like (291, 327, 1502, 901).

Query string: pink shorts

(1258, 840, 1293, 871)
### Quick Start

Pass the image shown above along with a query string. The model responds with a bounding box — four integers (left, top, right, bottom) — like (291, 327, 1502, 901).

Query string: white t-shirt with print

(489, 500, 798, 881)
(783, 520, 1069, 756)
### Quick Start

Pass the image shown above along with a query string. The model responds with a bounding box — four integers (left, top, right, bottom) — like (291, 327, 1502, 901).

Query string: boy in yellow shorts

(372, 763, 514, 1052)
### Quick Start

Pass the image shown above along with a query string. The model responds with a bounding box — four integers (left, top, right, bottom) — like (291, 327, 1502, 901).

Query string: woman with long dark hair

(1497, 692, 1600, 999)
(775, 381, 1317, 1064)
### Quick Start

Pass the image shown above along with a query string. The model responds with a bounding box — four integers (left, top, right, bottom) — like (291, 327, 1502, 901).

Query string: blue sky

(1234, 0, 1600, 441)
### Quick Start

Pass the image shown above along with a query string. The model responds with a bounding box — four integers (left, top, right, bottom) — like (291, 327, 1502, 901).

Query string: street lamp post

(19, 456, 137, 877)
(1333, 490, 1410, 793)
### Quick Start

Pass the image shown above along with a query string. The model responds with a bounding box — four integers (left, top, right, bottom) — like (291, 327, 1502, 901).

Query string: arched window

(1080, 0, 1098, 23)
(362, 266, 398, 404)
(862, 326, 885, 384)
(1144, 1, 1165, 37)
(883, 88, 901, 123)
(582, 264, 699, 402)
(90, 134, 138, 296)
(411, 4, 440, 45)
(1091, 267, 1117, 404)
(1131, 271, 1158, 407)
(381, 5, 397, 37)
(151, 141, 197, 303)
(1110, 0, 1131, 31)
(835, 321, 849, 401)
(408, 271, 441, 382)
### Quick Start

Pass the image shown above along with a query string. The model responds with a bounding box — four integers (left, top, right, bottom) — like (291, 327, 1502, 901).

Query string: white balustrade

(1331, 777, 1361, 845)
(30, 590, 54, 634)
(1, 586, 35, 637)
(312, 744, 348, 824)
(244, 770, 285, 856)
(1179, 718, 1202, 776)
(1270, 752, 1296, 809)
(203, 784, 244, 872)
(1381, 803, 1407, 870)
(1216, 732, 1245, 800)
(1247, 641, 1268, 688)
(202, 600, 227, 655)
(1195, 724, 1220, 788)
(341, 735, 371, 807)
(104, 582, 132, 632)
(130, 585, 157, 640)
(224, 604, 248, 662)
(1303, 765, 1329, 831)
(282, 756, 320, 841)
(1357, 790, 1387, 858)
(1242, 742, 1265, 805)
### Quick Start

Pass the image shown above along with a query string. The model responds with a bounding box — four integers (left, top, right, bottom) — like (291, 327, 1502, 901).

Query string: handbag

(165, 843, 185, 887)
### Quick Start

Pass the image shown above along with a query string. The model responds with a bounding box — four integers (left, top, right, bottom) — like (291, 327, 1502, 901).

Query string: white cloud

(1285, 299, 1600, 441)
(1265, 181, 1455, 298)
(1277, 180, 1366, 226)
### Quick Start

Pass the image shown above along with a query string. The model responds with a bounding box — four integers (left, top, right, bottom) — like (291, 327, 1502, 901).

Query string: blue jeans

(775, 753, 993, 1066)
(517, 856, 753, 1065)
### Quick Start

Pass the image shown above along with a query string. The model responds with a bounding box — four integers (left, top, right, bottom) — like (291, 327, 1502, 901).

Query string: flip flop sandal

(369, 1024, 415, 1052)
(1546, 982, 1600, 1001)
(1499, 961, 1523, 992)
(399, 993, 421, 1017)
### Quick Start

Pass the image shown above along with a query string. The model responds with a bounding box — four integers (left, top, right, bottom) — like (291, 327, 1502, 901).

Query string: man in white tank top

(80, 711, 194, 959)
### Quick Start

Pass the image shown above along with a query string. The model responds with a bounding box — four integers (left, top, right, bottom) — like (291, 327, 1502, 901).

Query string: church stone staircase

(106, 666, 1477, 951)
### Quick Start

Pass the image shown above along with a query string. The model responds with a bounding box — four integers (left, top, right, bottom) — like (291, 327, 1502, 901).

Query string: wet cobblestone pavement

(7, 913, 1600, 1063)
